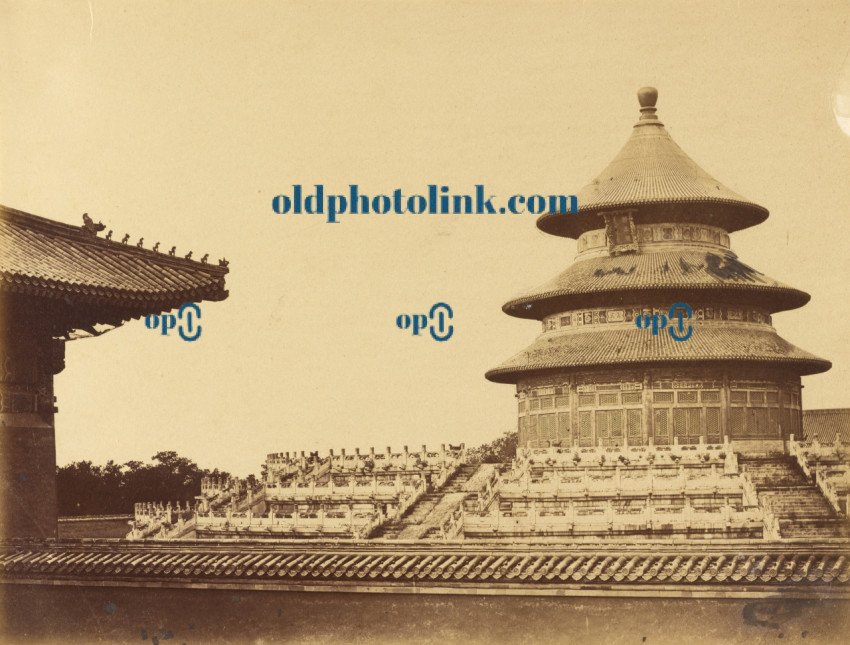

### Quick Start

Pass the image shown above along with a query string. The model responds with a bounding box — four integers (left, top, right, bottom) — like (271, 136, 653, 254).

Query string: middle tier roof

(503, 249, 809, 320)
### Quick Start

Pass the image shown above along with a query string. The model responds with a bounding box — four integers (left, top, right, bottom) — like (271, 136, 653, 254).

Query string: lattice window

(540, 397, 554, 410)
(706, 408, 721, 438)
(654, 409, 670, 443)
(530, 398, 541, 411)
(751, 408, 769, 435)
(730, 391, 747, 405)
(555, 395, 569, 408)
(578, 394, 595, 407)
(673, 409, 687, 438)
(599, 393, 619, 406)
(596, 410, 623, 445)
(768, 408, 780, 435)
(518, 401, 526, 413)
(701, 390, 720, 403)
(526, 415, 539, 446)
(750, 391, 766, 404)
(686, 409, 701, 437)
(766, 391, 779, 404)
(654, 391, 673, 403)
(627, 409, 642, 441)
(557, 412, 571, 443)
(539, 413, 557, 445)
(730, 408, 745, 436)
(579, 412, 593, 446)
(610, 410, 623, 440)
(622, 391, 641, 405)
(677, 391, 698, 403)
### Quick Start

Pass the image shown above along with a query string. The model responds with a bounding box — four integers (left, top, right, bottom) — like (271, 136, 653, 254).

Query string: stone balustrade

(265, 444, 467, 484)
(816, 466, 850, 515)
(128, 501, 195, 540)
(514, 438, 737, 475)
(265, 475, 426, 503)
(789, 436, 850, 478)
(195, 505, 382, 539)
(439, 505, 465, 541)
(496, 465, 742, 499)
(789, 436, 850, 515)
(462, 500, 762, 536)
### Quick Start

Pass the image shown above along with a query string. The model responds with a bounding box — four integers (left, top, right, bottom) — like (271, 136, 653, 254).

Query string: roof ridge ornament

(636, 86, 662, 126)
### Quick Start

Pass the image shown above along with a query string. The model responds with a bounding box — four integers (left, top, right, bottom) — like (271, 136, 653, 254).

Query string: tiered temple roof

(487, 88, 830, 384)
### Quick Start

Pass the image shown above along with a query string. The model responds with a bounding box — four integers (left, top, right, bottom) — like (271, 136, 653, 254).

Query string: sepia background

(1, 0, 849, 476)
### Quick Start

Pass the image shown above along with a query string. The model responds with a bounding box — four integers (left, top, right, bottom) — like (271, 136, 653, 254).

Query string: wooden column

(569, 375, 579, 447)
(0, 316, 62, 540)
(642, 370, 653, 446)
(720, 370, 730, 441)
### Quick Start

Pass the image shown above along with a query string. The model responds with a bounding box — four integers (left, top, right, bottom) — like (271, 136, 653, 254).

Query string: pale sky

(2, 1, 850, 476)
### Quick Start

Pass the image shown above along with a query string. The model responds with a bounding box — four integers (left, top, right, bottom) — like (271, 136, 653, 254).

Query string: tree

(467, 430, 518, 464)
(56, 452, 231, 516)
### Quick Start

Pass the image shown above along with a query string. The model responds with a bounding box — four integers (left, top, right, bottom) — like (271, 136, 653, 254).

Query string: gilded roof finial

(636, 86, 661, 125)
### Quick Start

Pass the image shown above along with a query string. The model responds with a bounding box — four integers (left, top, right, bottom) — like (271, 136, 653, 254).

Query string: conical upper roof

(537, 88, 768, 238)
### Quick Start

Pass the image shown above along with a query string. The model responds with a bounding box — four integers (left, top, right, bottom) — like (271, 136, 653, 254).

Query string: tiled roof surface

(803, 409, 850, 444)
(486, 325, 831, 383)
(1, 544, 848, 588)
(537, 94, 768, 238)
(0, 205, 228, 310)
(504, 250, 809, 319)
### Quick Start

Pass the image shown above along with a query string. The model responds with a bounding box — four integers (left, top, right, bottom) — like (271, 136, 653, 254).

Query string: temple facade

(487, 87, 829, 453)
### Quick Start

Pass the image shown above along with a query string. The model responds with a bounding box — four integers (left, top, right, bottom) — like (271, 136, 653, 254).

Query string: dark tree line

(467, 430, 518, 464)
(56, 451, 230, 516)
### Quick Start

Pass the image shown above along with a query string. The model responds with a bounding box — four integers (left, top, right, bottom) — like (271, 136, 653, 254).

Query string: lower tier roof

(486, 325, 831, 383)
(504, 250, 810, 319)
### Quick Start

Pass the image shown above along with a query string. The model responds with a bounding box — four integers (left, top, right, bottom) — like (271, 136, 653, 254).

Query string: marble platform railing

(195, 506, 382, 538)
(496, 465, 743, 498)
(265, 475, 426, 502)
(266, 444, 467, 482)
(462, 501, 763, 535)
(514, 438, 737, 475)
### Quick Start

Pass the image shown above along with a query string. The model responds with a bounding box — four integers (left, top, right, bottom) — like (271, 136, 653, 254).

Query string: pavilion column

(720, 370, 730, 442)
(0, 319, 63, 540)
(569, 376, 578, 447)
(642, 370, 653, 446)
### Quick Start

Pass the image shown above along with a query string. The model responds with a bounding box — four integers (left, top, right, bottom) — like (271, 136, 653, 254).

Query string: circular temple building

(487, 87, 830, 453)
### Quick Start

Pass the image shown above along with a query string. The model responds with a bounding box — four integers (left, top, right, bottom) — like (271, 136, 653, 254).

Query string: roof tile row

(1, 546, 847, 586)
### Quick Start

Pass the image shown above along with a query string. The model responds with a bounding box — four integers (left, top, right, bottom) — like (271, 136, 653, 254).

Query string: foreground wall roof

(1, 541, 848, 595)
